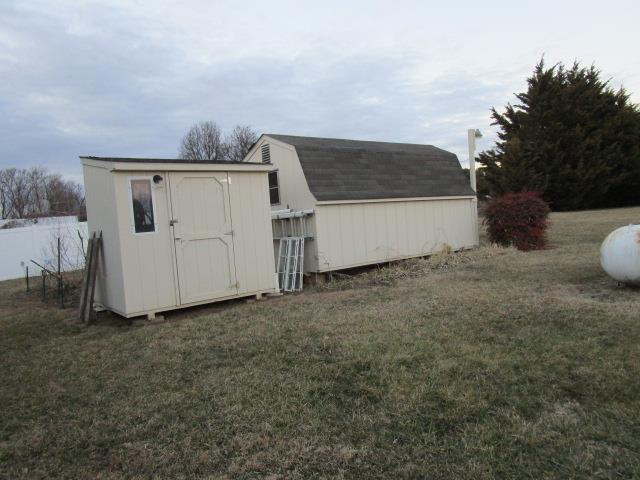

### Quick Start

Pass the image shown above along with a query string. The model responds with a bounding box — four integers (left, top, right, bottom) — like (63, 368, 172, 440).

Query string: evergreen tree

(479, 59, 640, 210)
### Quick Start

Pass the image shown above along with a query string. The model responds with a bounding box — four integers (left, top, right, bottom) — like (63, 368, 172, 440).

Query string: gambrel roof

(265, 134, 475, 201)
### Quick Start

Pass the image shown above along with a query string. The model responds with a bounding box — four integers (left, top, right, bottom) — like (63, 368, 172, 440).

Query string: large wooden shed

(244, 135, 479, 274)
(81, 157, 278, 318)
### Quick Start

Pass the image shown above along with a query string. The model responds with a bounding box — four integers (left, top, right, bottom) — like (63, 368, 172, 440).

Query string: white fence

(0, 220, 88, 281)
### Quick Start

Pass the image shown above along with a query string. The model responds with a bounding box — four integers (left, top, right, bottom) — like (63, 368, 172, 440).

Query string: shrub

(484, 191, 550, 251)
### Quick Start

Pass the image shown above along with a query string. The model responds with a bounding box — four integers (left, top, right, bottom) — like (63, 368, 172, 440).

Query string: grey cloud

(0, 2, 511, 178)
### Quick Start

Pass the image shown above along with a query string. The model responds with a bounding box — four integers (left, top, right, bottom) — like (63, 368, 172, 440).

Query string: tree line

(0, 167, 84, 220)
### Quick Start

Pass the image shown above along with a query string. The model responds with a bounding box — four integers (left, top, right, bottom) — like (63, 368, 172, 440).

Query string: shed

(81, 157, 278, 319)
(244, 135, 479, 274)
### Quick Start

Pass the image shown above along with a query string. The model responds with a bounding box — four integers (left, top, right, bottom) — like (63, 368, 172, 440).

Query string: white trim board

(316, 196, 477, 205)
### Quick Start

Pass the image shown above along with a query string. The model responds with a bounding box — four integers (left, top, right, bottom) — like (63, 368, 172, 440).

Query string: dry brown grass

(1, 207, 640, 479)
(317, 245, 510, 290)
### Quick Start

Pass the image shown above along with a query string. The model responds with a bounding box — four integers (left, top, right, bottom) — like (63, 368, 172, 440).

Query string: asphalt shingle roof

(265, 134, 475, 201)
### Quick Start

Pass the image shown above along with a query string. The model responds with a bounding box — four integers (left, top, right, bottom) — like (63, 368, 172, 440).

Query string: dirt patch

(565, 281, 638, 304)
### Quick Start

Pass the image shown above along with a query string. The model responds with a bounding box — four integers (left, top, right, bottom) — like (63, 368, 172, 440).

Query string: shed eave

(315, 195, 477, 205)
(80, 157, 273, 172)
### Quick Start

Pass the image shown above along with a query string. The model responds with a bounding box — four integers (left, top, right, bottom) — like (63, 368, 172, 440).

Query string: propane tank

(600, 224, 640, 286)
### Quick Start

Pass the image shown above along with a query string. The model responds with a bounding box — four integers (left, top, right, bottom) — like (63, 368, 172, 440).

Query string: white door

(169, 172, 237, 304)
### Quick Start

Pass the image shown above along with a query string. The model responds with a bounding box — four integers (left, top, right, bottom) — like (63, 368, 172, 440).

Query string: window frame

(268, 170, 280, 206)
(127, 176, 159, 235)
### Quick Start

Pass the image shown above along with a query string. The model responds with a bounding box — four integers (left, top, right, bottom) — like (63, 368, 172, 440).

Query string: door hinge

(169, 219, 178, 226)
(225, 229, 234, 236)
(229, 282, 239, 289)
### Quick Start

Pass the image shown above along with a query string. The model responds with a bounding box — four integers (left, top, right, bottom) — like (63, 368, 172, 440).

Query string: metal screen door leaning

(169, 172, 237, 304)
(277, 237, 304, 292)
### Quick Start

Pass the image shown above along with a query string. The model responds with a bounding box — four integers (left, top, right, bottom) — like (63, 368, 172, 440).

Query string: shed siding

(314, 198, 478, 272)
(113, 171, 177, 315)
(247, 137, 317, 211)
(83, 164, 126, 312)
(82, 158, 277, 318)
(247, 137, 320, 274)
(229, 171, 279, 294)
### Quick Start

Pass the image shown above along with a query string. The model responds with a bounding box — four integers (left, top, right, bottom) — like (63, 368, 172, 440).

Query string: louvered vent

(261, 144, 271, 163)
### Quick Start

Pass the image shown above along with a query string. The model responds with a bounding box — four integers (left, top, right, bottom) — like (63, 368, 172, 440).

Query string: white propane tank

(600, 224, 640, 286)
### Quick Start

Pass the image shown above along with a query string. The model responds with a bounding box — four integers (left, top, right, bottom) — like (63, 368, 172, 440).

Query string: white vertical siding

(248, 137, 321, 273)
(314, 198, 478, 272)
(83, 164, 126, 313)
(113, 171, 177, 315)
(83, 159, 276, 318)
(246, 137, 317, 211)
(229, 172, 279, 294)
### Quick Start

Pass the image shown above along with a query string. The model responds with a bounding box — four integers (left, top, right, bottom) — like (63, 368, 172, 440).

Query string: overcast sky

(1, 0, 638, 183)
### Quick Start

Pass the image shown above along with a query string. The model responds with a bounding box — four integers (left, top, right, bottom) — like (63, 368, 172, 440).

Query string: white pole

(467, 128, 476, 192)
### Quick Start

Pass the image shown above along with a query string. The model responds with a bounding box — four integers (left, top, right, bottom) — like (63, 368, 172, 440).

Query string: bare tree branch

(45, 174, 84, 216)
(226, 125, 258, 162)
(179, 121, 226, 161)
(0, 167, 84, 220)
(179, 121, 258, 162)
(7, 169, 31, 218)
(28, 166, 49, 215)
(0, 169, 12, 219)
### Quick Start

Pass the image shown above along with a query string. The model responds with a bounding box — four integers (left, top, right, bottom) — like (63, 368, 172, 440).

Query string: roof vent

(261, 144, 271, 163)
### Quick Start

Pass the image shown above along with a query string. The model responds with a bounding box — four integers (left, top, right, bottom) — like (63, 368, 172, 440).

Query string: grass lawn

(1, 207, 640, 479)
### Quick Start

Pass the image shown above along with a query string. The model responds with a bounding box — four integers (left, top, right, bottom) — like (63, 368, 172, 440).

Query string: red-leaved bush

(484, 191, 551, 251)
